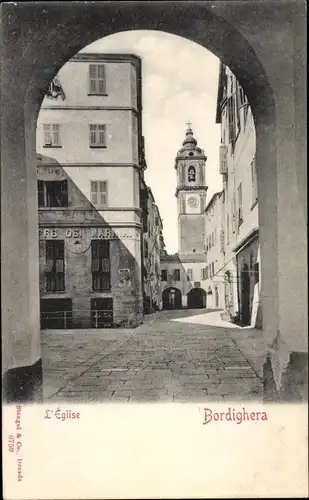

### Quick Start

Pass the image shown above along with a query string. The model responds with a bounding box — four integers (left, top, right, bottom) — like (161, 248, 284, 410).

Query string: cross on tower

(185, 120, 192, 130)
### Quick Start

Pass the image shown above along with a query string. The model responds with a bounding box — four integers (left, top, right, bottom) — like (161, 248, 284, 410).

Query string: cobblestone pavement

(42, 309, 266, 403)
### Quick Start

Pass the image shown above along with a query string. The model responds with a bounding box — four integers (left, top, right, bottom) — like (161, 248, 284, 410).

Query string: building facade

(160, 125, 208, 309)
(216, 62, 261, 327)
(140, 181, 164, 312)
(36, 53, 148, 328)
(204, 191, 225, 309)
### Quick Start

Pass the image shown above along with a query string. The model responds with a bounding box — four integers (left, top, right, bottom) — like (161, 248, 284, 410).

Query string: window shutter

(91, 181, 98, 205)
(46, 242, 54, 260)
(89, 64, 97, 93)
(101, 258, 110, 272)
(98, 65, 106, 94)
(99, 193, 106, 206)
(102, 274, 110, 290)
(91, 240, 100, 259)
(45, 260, 54, 273)
(52, 124, 60, 145)
(228, 96, 236, 143)
(101, 240, 110, 259)
(55, 242, 64, 259)
(91, 259, 100, 272)
(43, 125, 52, 145)
(99, 181, 107, 207)
(220, 229, 224, 252)
(55, 259, 64, 273)
(98, 124, 105, 146)
(89, 124, 97, 145)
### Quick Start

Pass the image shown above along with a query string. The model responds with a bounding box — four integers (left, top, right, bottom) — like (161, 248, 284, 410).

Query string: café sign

(39, 227, 139, 240)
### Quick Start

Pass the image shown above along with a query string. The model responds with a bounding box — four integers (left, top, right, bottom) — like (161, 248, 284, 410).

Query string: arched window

(188, 166, 196, 182)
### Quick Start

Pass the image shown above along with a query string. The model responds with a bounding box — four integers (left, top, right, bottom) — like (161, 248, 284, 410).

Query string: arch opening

(4, 2, 307, 405)
(162, 287, 182, 310)
(187, 288, 206, 309)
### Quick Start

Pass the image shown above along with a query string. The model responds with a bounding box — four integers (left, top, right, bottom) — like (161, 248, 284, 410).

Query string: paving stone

(42, 311, 264, 403)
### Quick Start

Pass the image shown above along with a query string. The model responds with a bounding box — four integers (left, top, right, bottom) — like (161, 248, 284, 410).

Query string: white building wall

(41, 58, 135, 108)
(204, 193, 225, 309)
(36, 54, 143, 302)
(37, 109, 136, 165)
(218, 65, 258, 320)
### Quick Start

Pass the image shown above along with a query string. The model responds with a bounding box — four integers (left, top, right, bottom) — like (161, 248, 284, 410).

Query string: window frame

(90, 180, 108, 207)
(38, 180, 68, 208)
(161, 269, 167, 282)
(45, 240, 65, 292)
(89, 124, 107, 148)
(91, 239, 111, 292)
(88, 64, 107, 96)
(43, 124, 62, 148)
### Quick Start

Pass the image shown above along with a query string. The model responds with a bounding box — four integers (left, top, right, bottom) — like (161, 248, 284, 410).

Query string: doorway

(162, 287, 182, 310)
(241, 263, 250, 326)
(187, 288, 206, 309)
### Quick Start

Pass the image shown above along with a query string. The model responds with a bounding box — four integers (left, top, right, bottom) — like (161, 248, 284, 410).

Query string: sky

(81, 31, 222, 254)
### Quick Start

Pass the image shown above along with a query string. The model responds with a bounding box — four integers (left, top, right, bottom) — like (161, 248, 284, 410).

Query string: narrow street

(42, 309, 266, 403)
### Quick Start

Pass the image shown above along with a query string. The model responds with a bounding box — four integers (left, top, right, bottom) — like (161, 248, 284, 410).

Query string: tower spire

(185, 120, 192, 131)
(183, 121, 197, 147)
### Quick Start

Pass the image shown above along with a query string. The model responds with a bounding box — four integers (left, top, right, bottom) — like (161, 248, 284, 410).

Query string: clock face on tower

(188, 196, 198, 207)
(185, 194, 200, 213)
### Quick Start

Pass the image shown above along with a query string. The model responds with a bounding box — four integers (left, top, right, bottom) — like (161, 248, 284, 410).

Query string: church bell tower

(175, 123, 208, 260)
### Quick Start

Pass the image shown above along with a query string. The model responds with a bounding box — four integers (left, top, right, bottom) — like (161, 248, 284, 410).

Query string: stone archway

(162, 287, 182, 310)
(1, 2, 307, 402)
(187, 288, 206, 309)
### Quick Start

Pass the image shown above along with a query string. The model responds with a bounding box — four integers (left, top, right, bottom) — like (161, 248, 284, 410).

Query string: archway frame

(1, 1, 307, 401)
(187, 287, 206, 309)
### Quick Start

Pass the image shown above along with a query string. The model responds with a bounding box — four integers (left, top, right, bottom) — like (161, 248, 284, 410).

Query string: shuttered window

(89, 64, 106, 95)
(89, 124, 106, 147)
(91, 240, 111, 291)
(45, 240, 65, 292)
(90, 180, 108, 207)
(43, 124, 61, 146)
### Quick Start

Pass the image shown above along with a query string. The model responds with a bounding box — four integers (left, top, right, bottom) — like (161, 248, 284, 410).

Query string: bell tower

(175, 123, 208, 260)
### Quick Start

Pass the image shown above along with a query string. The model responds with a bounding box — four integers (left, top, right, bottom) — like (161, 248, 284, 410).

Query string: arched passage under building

(162, 287, 182, 310)
(1, 2, 307, 403)
(187, 288, 206, 309)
